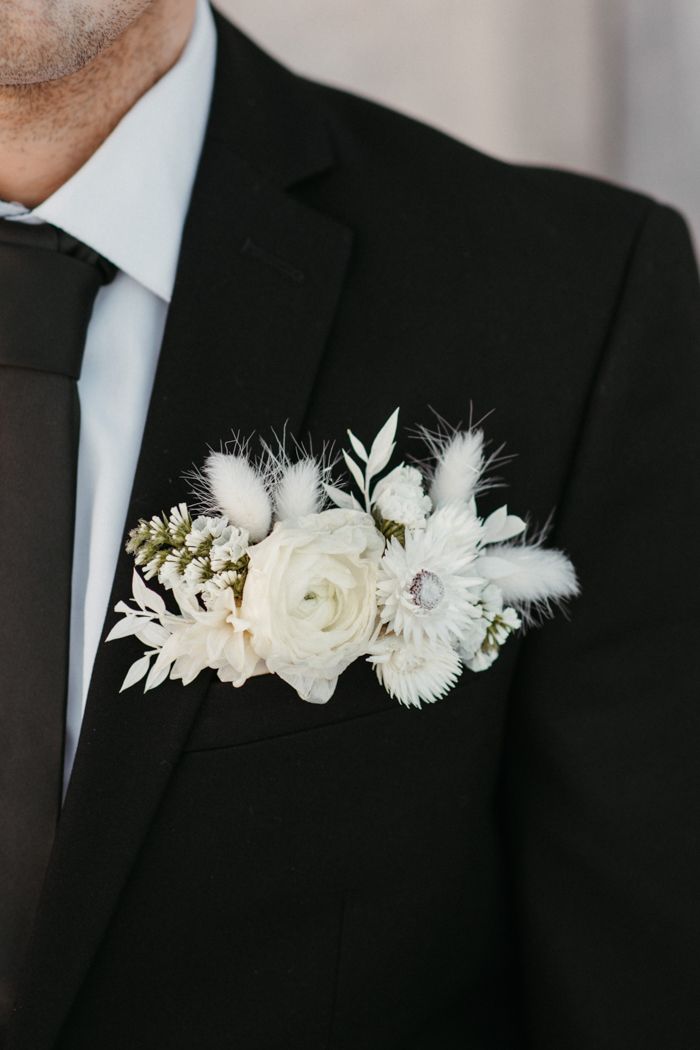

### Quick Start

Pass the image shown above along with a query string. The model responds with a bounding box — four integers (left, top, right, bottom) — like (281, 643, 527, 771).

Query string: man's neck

(0, 0, 196, 208)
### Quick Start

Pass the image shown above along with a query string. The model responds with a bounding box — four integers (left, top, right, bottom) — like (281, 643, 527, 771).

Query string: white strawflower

(368, 633, 461, 708)
(372, 464, 432, 529)
(376, 503, 484, 647)
(242, 508, 383, 703)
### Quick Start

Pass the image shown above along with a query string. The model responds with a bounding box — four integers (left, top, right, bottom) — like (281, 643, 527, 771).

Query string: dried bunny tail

(185, 431, 254, 510)
(430, 429, 485, 506)
(259, 431, 339, 522)
(202, 453, 272, 541)
(485, 538, 580, 628)
(273, 459, 323, 520)
(186, 430, 272, 541)
(410, 407, 512, 506)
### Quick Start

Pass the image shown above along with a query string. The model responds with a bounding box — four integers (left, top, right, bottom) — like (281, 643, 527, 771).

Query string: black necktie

(0, 220, 116, 1033)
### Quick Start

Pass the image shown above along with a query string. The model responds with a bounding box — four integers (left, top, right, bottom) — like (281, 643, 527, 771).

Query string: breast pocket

(181, 656, 401, 753)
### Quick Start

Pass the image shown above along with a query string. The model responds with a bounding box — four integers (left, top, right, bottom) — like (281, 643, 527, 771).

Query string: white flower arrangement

(108, 408, 579, 708)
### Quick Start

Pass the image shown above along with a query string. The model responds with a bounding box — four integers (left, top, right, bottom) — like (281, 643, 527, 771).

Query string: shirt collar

(28, 0, 216, 303)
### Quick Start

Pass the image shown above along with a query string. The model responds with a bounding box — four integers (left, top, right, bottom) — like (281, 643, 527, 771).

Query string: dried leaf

(120, 654, 153, 692)
(366, 407, 399, 481)
(131, 569, 165, 615)
(106, 616, 146, 642)
(346, 429, 368, 462)
(482, 505, 527, 544)
(145, 657, 172, 692)
(342, 450, 367, 497)
(323, 483, 363, 511)
(135, 622, 171, 648)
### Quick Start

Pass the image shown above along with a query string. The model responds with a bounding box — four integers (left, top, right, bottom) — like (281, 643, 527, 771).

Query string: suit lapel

(9, 15, 352, 1049)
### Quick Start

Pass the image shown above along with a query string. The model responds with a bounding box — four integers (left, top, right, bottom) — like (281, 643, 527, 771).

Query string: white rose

(372, 464, 432, 529)
(242, 508, 384, 703)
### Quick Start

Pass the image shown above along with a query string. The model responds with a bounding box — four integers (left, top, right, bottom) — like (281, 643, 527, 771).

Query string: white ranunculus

(372, 464, 432, 529)
(242, 508, 384, 703)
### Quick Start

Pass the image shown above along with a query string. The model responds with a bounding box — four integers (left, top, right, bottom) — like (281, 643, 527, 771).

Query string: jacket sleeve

(502, 201, 700, 1049)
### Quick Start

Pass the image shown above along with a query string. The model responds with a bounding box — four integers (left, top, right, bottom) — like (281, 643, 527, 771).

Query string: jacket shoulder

(303, 77, 659, 250)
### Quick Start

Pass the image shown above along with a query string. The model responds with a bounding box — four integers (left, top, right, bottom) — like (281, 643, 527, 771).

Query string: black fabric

(0, 222, 115, 1040)
(4, 9, 700, 1049)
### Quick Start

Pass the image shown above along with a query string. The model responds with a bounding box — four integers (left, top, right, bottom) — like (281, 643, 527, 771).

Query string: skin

(0, 0, 196, 206)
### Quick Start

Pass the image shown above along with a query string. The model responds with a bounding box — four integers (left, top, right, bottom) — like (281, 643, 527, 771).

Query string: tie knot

(0, 219, 117, 379)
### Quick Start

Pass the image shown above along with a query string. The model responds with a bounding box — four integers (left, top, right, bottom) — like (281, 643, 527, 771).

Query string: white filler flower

(458, 583, 521, 672)
(376, 502, 484, 647)
(372, 464, 432, 529)
(368, 633, 462, 708)
(242, 508, 384, 703)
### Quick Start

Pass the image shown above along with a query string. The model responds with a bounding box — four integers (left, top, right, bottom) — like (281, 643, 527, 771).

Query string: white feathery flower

(372, 464, 432, 529)
(376, 503, 484, 646)
(368, 633, 462, 708)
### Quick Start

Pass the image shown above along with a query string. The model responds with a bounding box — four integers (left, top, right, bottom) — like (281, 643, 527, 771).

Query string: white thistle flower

(368, 633, 462, 708)
(372, 464, 432, 529)
(376, 503, 484, 647)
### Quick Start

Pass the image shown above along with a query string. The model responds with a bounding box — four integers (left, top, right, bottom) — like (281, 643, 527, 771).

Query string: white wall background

(215, 0, 700, 243)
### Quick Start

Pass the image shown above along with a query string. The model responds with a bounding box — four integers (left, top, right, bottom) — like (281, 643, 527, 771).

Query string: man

(1, 0, 698, 1047)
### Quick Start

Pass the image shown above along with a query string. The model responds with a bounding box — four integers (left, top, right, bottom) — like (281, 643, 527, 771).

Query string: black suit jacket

(8, 8, 700, 1049)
